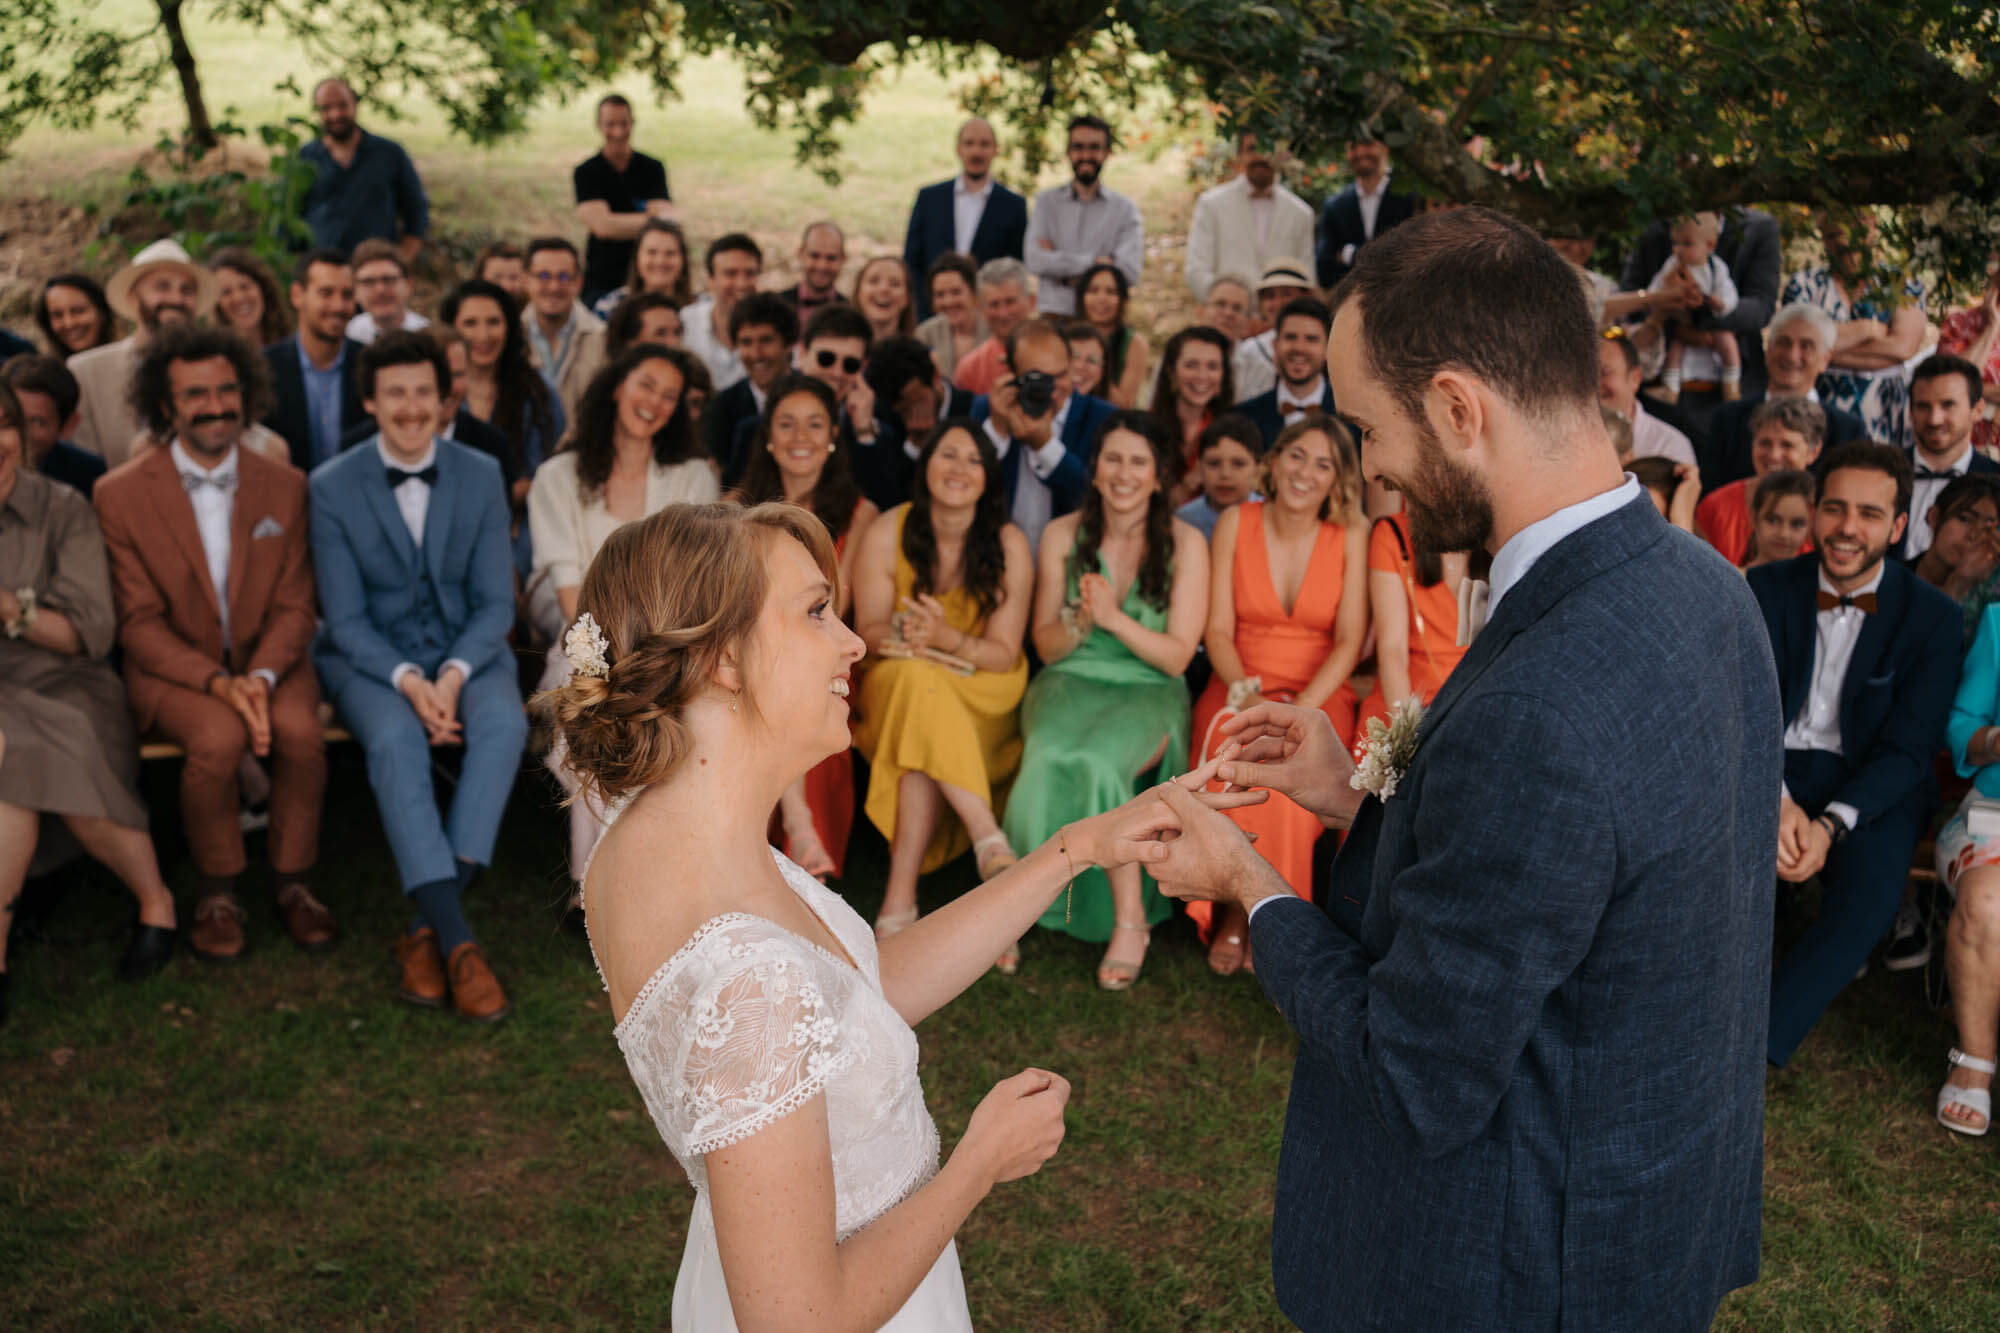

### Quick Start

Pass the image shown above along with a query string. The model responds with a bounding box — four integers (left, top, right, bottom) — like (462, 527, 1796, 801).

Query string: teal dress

(1007, 546, 1192, 942)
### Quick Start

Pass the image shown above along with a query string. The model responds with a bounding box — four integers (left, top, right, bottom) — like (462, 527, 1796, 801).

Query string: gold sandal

(1097, 920, 1151, 991)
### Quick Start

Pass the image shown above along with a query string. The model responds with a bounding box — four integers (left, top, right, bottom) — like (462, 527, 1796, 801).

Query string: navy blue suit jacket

(1747, 553, 1960, 823)
(1238, 379, 1336, 448)
(903, 179, 1028, 320)
(1252, 495, 1777, 1330)
(1315, 185, 1416, 288)
(264, 336, 369, 473)
(1698, 394, 1869, 495)
(968, 390, 1114, 518)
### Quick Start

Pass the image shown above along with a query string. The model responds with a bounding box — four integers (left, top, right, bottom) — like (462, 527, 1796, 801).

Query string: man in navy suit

(1749, 442, 1961, 1065)
(1235, 296, 1334, 447)
(264, 249, 367, 471)
(1152, 208, 1777, 1330)
(1699, 302, 1869, 493)
(902, 118, 1029, 321)
(1901, 354, 2000, 562)
(309, 331, 526, 1025)
(1314, 139, 1415, 288)
(968, 319, 1115, 558)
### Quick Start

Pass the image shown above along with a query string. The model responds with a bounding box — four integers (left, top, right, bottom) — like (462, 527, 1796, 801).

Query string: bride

(543, 502, 1255, 1330)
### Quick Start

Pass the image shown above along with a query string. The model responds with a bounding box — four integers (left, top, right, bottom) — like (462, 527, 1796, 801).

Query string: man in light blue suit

(1153, 209, 1777, 1330)
(309, 330, 526, 1024)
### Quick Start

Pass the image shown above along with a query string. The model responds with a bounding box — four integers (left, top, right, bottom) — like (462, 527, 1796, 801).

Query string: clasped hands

(1776, 795, 1833, 883)
(399, 665, 465, 746)
(208, 671, 273, 756)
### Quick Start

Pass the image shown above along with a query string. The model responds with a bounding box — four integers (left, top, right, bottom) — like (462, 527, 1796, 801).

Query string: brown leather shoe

(395, 928, 447, 1009)
(446, 941, 511, 1024)
(274, 884, 339, 954)
(187, 894, 249, 964)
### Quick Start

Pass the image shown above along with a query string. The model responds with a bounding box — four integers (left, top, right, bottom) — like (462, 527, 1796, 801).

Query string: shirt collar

(1918, 441, 1974, 474)
(170, 440, 240, 482)
(1357, 172, 1392, 201)
(1488, 476, 1643, 615)
(376, 436, 439, 474)
(297, 337, 346, 375)
(955, 175, 991, 198)
(1277, 377, 1326, 411)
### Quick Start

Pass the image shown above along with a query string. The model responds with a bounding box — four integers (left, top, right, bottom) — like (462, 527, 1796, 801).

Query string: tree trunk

(156, 0, 216, 152)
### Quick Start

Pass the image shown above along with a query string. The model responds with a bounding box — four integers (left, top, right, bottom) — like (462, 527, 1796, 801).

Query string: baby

(1649, 212, 1742, 402)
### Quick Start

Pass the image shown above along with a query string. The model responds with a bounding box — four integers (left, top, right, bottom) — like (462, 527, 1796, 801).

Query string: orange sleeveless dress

(1351, 514, 1467, 758)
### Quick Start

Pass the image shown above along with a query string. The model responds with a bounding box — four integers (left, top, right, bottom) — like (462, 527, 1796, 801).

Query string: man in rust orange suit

(94, 326, 335, 962)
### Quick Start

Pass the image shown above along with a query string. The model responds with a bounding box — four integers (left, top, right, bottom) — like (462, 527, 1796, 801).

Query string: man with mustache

(94, 326, 333, 963)
(67, 239, 217, 466)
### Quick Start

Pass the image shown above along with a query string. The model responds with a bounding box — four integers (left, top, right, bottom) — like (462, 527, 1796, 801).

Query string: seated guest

(1190, 417, 1368, 974)
(1238, 296, 1335, 448)
(591, 218, 692, 321)
(1597, 329, 1696, 466)
(751, 304, 909, 511)
(1937, 257, 2000, 458)
(779, 221, 850, 320)
(0, 381, 180, 1014)
(440, 278, 563, 572)
(853, 256, 915, 343)
(971, 319, 1118, 557)
(1701, 303, 1869, 492)
(1697, 398, 1826, 563)
(1148, 325, 1235, 500)
(1631, 455, 1701, 533)
(521, 236, 608, 425)
(902, 117, 1029, 320)
(1934, 599, 2000, 1134)
(1185, 134, 1315, 302)
(1075, 262, 1150, 407)
(1748, 442, 1961, 1066)
(470, 241, 526, 306)
(604, 290, 682, 356)
(1, 356, 105, 498)
(208, 248, 291, 348)
(1232, 258, 1315, 401)
(681, 232, 764, 392)
(951, 257, 1035, 397)
(1911, 474, 2000, 644)
(345, 325, 519, 489)
(71, 240, 216, 464)
(96, 326, 333, 962)
(1004, 411, 1209, 988)
(1174, 412, 1265, 541)
(35, 273, 118, 358)
(679, 355, 713, 451)
(344, 239, 429, 343)
(263, 248, 366, 472)
(706, 293, 797, 478)
(914, 253, 988, 383)
(572, 94, 674, 309)
(308, 331, 527, 1023)
(531, 345, 719, 904)
(1352, 504, 1470, 748)
(866, 335, 974, 444)
(1742, 469, 1818, 571)
(851, 420, 1033, 948)
(1904, 355, 2000, 561)
(1064, 321, 1111, 400)
(1198, 274, 1256, 349)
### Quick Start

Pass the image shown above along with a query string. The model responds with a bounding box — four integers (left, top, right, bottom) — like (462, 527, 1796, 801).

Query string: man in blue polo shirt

(300, 78, 429, 261)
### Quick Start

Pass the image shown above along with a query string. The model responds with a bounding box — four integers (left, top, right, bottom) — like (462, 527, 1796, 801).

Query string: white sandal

(1936, 1048, 1995, 1136)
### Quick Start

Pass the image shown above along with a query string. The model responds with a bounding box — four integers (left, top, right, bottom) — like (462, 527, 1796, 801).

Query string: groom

(1153, 208, 1779, 1330)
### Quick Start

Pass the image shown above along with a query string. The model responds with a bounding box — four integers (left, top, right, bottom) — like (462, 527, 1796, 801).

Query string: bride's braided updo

(538, 501, 838, 805)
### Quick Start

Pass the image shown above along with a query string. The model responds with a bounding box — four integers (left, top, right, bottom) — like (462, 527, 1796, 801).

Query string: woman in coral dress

(1351, 511, 1470, 755)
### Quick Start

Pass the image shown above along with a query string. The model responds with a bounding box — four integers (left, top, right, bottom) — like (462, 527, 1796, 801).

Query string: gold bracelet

(1056, 827, 1076, 924)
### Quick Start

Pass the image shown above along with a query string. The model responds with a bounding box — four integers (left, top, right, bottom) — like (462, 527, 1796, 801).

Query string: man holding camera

(971, 319, 1115, 555)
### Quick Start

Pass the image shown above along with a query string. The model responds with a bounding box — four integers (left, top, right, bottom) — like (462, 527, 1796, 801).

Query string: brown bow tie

(1816, 590, 1877, 615)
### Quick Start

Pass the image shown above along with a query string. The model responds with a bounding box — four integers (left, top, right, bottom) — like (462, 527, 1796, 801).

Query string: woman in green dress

(1003, 410, 1210, 989)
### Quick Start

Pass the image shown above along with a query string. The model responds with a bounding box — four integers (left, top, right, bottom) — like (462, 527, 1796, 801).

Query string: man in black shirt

(573, 94, 672, 307)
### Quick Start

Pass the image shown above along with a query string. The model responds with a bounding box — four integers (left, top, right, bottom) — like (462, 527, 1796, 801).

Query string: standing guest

(521, 236, 608, 424)
(852, 420, 1033, 948)
(1741, 470, 1818, 571)
(1938, 252, 2000, 458)
(1190, 418, 1368, 974)
(471, 242, 527, 306)
(572, 93, 674, 308)
(867, 335, 975, 444)
(951, 257, 1035, 397)
(681, 232, 764, 393)
(591, 219, 693, 320)
(1596, 330, 1697, 466)
(262, 249, 366, 473)
(1702, 303, 1869, 492)
(1186, 134, 1315, 302)
(1075, 262, 1150, 408)
(1198, 275, 1256, 348)
(903, 117, 1030, 320)
(1750, 442, 1960, 1066)
(2, 357, 105, 498)
(1782, 211, 1928, 447)
(70, 239, 216, 464)
(1934, 596, 2000, 1133)
(1903, 355, 2000, 560)
(915, 253, 988, 384)
(1175, 413, 1265, 541)
(1314, 138, 1415, 288)
(35, 274, 117, 357)
(1005, 411, 1208, 987)
(1697, 398, 1826, 564)
(1024, 115, 1145, 318)
(1237, 296, 1335, 448)
(309, 331, 527, 1023)
(604, 290, 683, 357)
(440, 278, 562, 574)
(779, 222, 851, 321)
(1063, 322, 1111, 401)
(1648, 212, 1744, 404)
(1351, 507, 1469, 747)
(971, 320, 1118, 557)
(1232, 259, 1316, 401)
(706, 293, 798, 479)
(343, 239, 429, 343)
(1148, 325, 1235, 497)
(1911, 474, 2000, 643)
(208, 248, 292, 348)
(0, 381, 181, 1016)
(299, 77, 427, 259)
(96, 326, 333, 962)
(1620, 205, 1783, 424)
(853, 256, 915, 342)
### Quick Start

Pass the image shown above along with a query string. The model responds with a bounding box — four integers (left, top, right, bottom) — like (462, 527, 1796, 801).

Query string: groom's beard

(1400, 426, 1494, 557)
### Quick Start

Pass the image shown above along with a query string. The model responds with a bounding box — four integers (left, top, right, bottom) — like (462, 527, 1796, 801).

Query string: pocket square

(251, 516, 285, 540)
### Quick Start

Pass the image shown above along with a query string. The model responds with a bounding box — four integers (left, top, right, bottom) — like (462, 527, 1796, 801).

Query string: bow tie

(181, 469, 237, 494)
(386, 465, 438, 489)
(1816, 589, 1878, 615)
(1913, 467, 1959, 482)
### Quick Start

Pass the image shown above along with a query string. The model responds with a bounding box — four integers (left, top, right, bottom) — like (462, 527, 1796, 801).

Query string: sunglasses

(814, 349, 863, 374)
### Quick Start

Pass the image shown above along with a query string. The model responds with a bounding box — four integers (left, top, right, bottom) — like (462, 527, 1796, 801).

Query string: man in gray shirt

(1024, 115, 1145, 317)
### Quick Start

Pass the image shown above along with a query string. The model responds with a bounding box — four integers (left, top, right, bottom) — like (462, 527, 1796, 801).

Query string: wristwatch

(1815, 813, 1849, 847)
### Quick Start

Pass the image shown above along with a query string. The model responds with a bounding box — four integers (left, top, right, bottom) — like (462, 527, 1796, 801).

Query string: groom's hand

(1217, 701, 1364, 828)
(1151, 781, 1290, 911)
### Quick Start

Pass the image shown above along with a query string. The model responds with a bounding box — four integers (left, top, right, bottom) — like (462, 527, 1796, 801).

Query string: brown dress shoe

(446, 942, 511, 1024)
(395, 928, 448, 1009)
(275, 884, 339, 954)
(187, 894, 249, 964)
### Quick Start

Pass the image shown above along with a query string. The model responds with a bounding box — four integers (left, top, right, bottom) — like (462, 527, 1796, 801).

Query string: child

(1742, 469, 1816, 569)
(1629, 455, 1702, 537)
(1649, 212, 1742, 403)
(1175, 412, 1266, 541)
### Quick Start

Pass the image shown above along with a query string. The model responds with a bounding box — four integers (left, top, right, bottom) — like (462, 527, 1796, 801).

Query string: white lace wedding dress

(593, 844, 974, 1331)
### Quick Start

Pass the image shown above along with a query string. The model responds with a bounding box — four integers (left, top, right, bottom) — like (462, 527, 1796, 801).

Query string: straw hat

(105, 239, 220, 322)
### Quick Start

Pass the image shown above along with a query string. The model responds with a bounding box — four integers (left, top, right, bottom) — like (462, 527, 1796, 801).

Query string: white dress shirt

(1232, 330, 1278, 402)
(953, 175, 992, 254)
(1780, 564, 1887, 831)
(1338, 174, 1395, 266)
(167, 440, 269, 693)
(345, 309, 431, 343)
(1276, 376, 1329, 423)
(1906, 441, 1973, 559)
(1630, 406, 1697, 467)
(378, 437, 471, 689)
(680, 295, 746, 392)
(981, 396, 1073, 557)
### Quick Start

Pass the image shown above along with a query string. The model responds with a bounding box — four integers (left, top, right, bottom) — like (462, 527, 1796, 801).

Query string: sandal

(1097, 920, 1151, 991)
(1937, 1047, 1995, 1136)
(1208, 930, 1246, 977)
(993, 938, 1022, 976)
(972, 832, 1018, 881)
(874, 908, 917, 939)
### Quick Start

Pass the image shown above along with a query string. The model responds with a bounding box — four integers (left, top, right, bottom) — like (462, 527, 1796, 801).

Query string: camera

(1014, 370, 1058, 419)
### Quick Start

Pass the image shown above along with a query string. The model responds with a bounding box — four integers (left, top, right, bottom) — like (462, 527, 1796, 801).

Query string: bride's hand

(1068, 751, 1268, 870)
(958, 1068, 1071, 1185)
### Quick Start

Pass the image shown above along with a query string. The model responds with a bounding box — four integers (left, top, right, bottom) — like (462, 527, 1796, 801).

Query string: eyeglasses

(532, 271, 577, 285)
(356, 274, 404, 287)
(814, 349, 863, 374)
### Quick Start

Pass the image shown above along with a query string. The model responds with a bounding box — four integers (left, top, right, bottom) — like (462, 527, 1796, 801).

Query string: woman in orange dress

(1351, 511, 1471, 757)
(1190, 416, 1369, 973)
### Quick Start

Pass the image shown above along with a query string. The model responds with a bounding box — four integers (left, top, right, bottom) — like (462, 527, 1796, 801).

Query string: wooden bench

(138, 701, 351, 761)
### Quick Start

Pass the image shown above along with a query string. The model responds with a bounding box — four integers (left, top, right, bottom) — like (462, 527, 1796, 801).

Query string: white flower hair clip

(564, 612, 611, 680)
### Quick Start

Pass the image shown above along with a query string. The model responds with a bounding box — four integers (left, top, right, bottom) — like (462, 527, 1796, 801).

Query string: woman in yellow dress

(851, 420, 1033, 959)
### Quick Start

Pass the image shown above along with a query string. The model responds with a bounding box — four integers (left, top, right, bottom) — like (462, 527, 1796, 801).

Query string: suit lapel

(142, 450, 223, 626)
(421, 442, 455, 590)
(1838, 562, 1900, 740)
(1779, 558, 1817, 726)
(223, 452, 258, 652)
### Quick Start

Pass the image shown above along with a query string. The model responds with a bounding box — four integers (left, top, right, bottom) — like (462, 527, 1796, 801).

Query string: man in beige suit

(68, 239, 218, 466)
(94, 325, 333, 964)
(1184, 135, 1315, 303)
